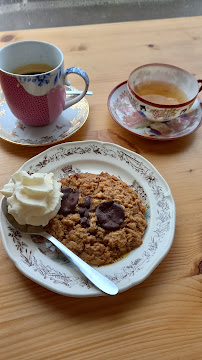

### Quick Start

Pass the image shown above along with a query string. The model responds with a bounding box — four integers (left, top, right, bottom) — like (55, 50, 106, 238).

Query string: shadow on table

(0, 107, 199, 159)
(89, 125, 200, 157)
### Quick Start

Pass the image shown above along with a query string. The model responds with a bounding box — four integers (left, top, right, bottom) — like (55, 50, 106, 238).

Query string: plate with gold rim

(0, 86, 89, 146)
(0, 140, 176, 297)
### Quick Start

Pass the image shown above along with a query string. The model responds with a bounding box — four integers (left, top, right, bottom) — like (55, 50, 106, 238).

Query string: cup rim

(128, 63, 198, 109)
(0, 40, 64, 76)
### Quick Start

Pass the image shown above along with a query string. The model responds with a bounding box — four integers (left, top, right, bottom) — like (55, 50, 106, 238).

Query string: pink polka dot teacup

(0, 41, 89, 126)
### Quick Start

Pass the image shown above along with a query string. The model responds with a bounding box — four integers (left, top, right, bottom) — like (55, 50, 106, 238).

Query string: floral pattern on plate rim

(1, 142, 175, 294)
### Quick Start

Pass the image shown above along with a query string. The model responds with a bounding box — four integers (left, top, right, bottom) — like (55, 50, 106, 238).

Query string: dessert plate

(0, 87, 89, 146)
(0, 140, 176, 297)
(108, 81, 202, 140)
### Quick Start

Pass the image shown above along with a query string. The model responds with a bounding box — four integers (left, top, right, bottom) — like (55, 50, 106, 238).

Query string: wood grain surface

(0, 17, 202, 360)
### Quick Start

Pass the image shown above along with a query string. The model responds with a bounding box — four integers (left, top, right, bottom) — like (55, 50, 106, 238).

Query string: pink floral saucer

(108, 81, 202, 140)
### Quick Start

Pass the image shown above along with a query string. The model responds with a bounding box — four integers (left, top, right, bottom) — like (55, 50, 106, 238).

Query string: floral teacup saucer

(0, 86, 89, 146)
(108, 81, 202, 140)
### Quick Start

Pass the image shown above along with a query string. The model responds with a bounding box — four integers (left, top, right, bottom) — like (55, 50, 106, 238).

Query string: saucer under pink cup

(127, 63, 202, 122)
(0, 41, 89, 126)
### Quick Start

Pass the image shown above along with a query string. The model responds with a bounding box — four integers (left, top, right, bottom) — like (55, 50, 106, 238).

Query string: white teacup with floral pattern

(127, 63, 202, 122)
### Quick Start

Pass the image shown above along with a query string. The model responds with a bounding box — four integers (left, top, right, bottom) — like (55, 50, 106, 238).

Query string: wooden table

(1, 17, 202, 360)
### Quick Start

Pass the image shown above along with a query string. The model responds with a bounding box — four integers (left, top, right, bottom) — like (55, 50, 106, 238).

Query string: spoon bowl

(1, 197, 118, 296)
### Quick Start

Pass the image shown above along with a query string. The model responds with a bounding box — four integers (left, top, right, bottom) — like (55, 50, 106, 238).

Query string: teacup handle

(64, 67, 89, 109)
(198, 79, 202, 93)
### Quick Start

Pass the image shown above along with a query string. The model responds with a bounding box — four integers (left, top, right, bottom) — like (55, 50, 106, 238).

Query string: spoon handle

(66, 90, 93, 95)
(42, 232, 118, 295)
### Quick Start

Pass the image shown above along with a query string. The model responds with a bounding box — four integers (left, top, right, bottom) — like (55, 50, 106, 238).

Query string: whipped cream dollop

(1, 171, 63, 226)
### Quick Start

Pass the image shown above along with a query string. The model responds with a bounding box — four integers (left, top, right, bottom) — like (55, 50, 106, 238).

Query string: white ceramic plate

(0, 141, 176, 297)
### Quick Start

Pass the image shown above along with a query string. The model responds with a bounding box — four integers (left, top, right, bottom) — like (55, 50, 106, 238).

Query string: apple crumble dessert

(46, 172, 147, 266)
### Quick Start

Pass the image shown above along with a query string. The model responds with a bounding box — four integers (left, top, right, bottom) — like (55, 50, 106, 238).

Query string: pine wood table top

(0, 17, 202, 360)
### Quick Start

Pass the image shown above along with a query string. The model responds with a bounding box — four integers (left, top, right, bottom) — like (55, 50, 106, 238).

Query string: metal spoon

(66, 90, 93, 95)
(1, 197, 118, 296)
